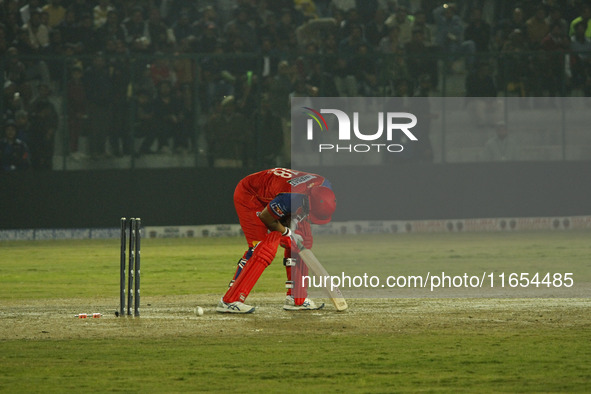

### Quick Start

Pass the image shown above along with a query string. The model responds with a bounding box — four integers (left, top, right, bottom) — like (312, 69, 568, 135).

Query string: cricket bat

(299, 248, 348, 311)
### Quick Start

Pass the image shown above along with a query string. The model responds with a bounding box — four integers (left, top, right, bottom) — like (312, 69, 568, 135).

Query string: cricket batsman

(216, 168, 337, 313)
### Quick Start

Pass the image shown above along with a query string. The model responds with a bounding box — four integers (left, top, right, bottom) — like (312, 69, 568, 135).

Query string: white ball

(194, 306, 204, 316)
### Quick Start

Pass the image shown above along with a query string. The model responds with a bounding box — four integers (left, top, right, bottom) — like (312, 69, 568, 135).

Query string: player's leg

(216, 183, 273, 313)
(228, 181, 268, 286)
(282, 249, 310, 301)
(228, 247, 253, 288)
(283, 248, 293, 297)
(217, 231, 281, 313)
(283, 252, 324, 311)
(283, 220, 323, 310)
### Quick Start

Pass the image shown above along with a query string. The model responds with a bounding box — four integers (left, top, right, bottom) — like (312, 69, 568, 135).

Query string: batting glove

(280, 228, 305, 251)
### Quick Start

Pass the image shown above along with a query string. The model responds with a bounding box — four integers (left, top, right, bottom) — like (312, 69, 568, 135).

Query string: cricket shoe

(215, 298, 255, 314)
(283, 296, 325, 311)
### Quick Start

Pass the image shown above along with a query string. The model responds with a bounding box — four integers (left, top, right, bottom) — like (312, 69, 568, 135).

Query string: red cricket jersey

(239, 168, 331, 206)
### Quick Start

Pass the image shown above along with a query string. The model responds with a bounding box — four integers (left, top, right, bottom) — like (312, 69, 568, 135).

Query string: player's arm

(259, 193, 306, 248)
(258, 207, 288, 234)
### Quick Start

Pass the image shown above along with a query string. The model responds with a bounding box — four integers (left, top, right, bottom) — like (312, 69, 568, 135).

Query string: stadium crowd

(1, 0, 590, 170)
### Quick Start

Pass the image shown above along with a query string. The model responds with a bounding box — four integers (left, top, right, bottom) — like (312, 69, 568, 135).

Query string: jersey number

(272, 168, 299, 179)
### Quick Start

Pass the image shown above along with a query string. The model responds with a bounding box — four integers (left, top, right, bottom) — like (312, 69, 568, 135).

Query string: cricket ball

(194, 306, 204, 316)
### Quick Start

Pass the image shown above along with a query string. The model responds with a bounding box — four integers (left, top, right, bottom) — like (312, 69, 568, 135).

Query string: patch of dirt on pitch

(0, 295, 589, 340)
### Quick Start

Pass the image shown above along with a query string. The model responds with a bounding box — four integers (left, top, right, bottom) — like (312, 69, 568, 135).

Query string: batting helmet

(308, 186, 336, 225)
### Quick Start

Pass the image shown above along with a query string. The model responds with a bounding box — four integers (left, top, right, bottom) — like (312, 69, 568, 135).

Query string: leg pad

(223, 232, 280, 303)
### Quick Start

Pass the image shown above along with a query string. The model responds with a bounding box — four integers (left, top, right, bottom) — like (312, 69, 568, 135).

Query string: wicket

(119, 217, 141, 317)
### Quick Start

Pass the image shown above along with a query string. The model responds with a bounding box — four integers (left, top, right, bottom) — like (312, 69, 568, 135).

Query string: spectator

(526, 6, 549, 48)
(385, 6, 414, 45)
(29, 100, 58, 169)
(570, 21, 591, 96)
(381, 45, 411, 96)
(95, 10, 126, 51)
(255, 0, 277, 27)
(433, 3, 475, 70)
(233, 70, 258, 120)
(93, 0, 115, 29)
(268, 60, 296, 119)
(315, 0, 332, 17)
(295, 0, 319, 20)
(5, 46, 27, 86)
(40, 10, 51, 30)
(365, 8, 389, 47)
(257, 10, 281, 48)
(56, 8, 80, 47)
(276, 8, 299, 47)
(66, 65, 88, 159)
(23, 10, 49, 51)
(174, 83, 193, 153)
(122, 7, 151, 52)
(483, 121, 520, 161)
(411, 10, 433, 45)
(3, 10, 22, 50)
(338, 23, 368, 60)
(198, 59, 235, 116)
(19, 0, 42, 26)
(173, 43, 195, 87)
(146, 8, 170, 52)
(133, 89, 156, 156)
(3, 80, 27, 118)
(77, 12, 98, 53)
(331, 54, 358, 96)
(546, 6, 568, 38)
(206, 95, 251, 167)
(259, 36, 284, 78)
(409, 74, 435, 162)
(0, 120, 31, 172)
(540, 22, 570, 99)
(84, 54, 112, 158)
(0, 25, 8, 57)
(107, 44, 132, 157)
(46, 29, 67, 80)
(162, 0, 198, 26)
(29, 83, 58, 116)
(305, 59, 340, 96)
(405, 27, 438, 90)
(14, 110, 32, 147)
(224, 6, 257, 52)
(499, 29, 531, 96)
(330, 0, 357, 16)
(149, 55, 177, 87)
(465, 61, 499, 127)
(493, 7, 524, 51)
(151, 80, 183, 154)
(350, 43, 379, 96)
(321, 31, 339, 54)
(465, 61, 497, 97)
(11, 27, 33, 56)
(192, 5, 220, 38)
(194, 21, 221, 53)
(42, 0, 66, 29)
(378, 25, 401, 53)
(171, 11, 195, 45)
(465, 8, 491, 53)
(68, 0, 92, 22)
(568, 4, 591, 39)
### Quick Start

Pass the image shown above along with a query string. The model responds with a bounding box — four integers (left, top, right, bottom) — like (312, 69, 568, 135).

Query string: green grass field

(1, 232, 590, 392)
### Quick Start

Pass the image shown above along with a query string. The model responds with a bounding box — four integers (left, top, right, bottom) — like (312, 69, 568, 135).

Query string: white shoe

(283, 296, 325, 311)
(215, 298, 255, 314)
